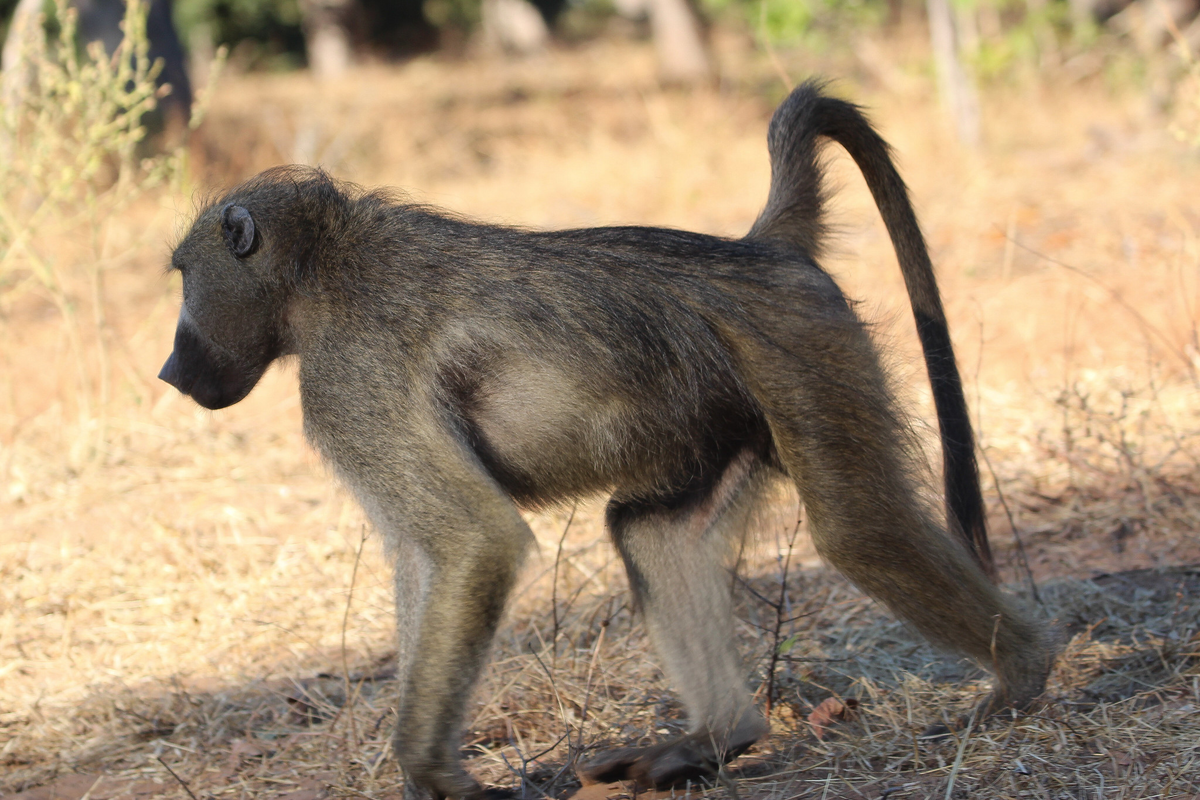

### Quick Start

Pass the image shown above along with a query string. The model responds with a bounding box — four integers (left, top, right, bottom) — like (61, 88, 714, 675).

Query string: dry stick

(88, 222, 111, 466)
(550, 503, 577, 668)
(1158, 0, 1195, 61)
(577, 621, 607, 756)
(1169, 213, 1200, 361)
(762, 514, 802, 718)
(330, 525, 369, 752)
(562, 554, 621, 632)
(942, 712, 975, 800)
(75, 775, 103, 800)
(979, 447, 1040, 604)
(1006, 234, 1198, 384)
(1001, 206, 1017, 282)
(966, 304, 1001, 584)
(518, 732, 573, 799)
(530, 642, 570, 734)
(527, 644, 574, 795)
(1021, 713, 1081, 738)
(716, 763, 742, 800)
(0, 218, 95, 426)
(469, 656, 545, 731)
(156, 755, 201, 800)
(1161, 753, 1198, 798)
(969, 304, 1037, 597)
(504, 648, 569, 800)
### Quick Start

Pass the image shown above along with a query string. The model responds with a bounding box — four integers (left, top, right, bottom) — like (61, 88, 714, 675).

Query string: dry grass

(2, 25, 1200, 800)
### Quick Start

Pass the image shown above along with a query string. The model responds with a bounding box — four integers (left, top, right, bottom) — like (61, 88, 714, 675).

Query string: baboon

(159, 82, 1052, 799)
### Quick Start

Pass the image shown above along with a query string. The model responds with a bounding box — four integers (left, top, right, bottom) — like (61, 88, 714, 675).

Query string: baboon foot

(921, 634, 1054, 741)
(919, 687, 1043, 740)
(578, 732, 757, 789)
(401, 767, 509, 800)
(402, 781, 514, 800)
(918, 720, 954, 741)
(477, 789, 519, 800)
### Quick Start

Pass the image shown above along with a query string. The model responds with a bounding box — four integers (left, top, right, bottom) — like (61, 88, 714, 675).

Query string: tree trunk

(650, 0, 713, 84)
(302, 0, 357, 80)
(481, 0, 550, 55)
(927, 0, 981, 146)
(2, 0, 44, 115)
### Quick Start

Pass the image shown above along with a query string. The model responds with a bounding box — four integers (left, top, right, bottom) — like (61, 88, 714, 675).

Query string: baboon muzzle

(158, 323, 261, 410)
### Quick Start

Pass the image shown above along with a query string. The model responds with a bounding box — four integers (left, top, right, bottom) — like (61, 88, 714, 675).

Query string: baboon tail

(747, 81, 996, 580)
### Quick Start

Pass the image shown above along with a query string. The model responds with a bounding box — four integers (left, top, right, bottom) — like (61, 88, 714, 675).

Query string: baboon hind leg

(578, 452, 770, 789)
(733, 314, 1051, 716)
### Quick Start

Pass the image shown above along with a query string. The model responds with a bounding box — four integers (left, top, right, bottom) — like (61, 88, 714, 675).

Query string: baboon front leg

(578, 454, 769, 788)
(362, 464, 533, 800)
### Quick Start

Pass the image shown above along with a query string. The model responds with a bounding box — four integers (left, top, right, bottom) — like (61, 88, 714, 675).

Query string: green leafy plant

(0, 0, 222, 467)
(174, 0, 305, 70)
(701, 0, 887, 46)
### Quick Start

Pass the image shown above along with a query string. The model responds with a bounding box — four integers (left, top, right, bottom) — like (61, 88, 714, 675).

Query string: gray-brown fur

(159, 82, 1052, 799)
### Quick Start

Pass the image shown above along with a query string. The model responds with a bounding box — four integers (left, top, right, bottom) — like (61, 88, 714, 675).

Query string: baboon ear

(222, 205, 258, 258)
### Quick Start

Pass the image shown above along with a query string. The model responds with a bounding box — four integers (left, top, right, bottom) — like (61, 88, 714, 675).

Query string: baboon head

(159, 201, 286, 410)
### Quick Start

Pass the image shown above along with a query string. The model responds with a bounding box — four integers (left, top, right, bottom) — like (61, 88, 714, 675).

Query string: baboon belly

(465, 358, 759, 503)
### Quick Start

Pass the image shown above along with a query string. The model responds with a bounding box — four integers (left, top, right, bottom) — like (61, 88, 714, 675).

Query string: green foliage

(757, 0, 815, 42)
(701, 0, 888, 44)
(968, 0, 1074, 80)
(422, 0, 480, 31)
(0, 0, 219, 459)
(0, 0, 20, 42)
(1, 0, 170, 251)
(173, 0, 305, 68)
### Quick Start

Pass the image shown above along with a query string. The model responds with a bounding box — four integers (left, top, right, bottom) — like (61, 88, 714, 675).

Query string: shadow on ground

(4, 564, 1198, 800)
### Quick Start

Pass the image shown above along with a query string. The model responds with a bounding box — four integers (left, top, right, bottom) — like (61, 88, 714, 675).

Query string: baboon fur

(159, 82, 1053, 799)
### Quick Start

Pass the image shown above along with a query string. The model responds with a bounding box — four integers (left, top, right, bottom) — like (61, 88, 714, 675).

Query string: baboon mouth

(158, 317, 269, 410)
(189, 383, 255, 410)
(158, 351, 260, 410)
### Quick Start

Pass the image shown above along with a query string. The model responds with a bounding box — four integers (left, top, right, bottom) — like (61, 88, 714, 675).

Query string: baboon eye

(222, 205, 258, 258)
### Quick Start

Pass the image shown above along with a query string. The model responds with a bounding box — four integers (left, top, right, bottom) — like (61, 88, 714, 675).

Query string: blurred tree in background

(704, 0, 887, 43)
(2, 0, 1197, 141)
(0, 0, 21, 42)
(5, 0, 1196, 73)
(173, 0, 306, 68)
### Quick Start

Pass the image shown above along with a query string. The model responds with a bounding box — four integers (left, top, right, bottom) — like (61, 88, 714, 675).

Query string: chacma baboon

(159, 82, 1052, 798)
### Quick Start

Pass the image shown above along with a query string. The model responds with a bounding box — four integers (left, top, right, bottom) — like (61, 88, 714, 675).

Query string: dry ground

(2, 25, 1199, 800)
